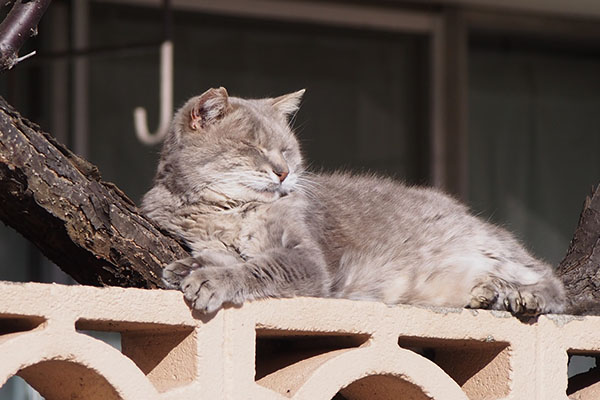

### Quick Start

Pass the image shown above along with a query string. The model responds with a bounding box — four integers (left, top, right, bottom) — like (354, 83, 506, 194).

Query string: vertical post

(163, 0, 173, 41)
(430, 16, 446, 189)
(50, 3, 69, 151)
(442, 8, 469, 199)
(72, 0, 89, 158)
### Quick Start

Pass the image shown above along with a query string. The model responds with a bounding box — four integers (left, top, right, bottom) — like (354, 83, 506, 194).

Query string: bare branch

(0, 0, 51, 71)
(557, 184, 600, 315)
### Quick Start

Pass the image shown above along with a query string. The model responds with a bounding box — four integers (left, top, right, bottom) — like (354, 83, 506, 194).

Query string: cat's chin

(252, 189, 283, 203)
(242, 183, 291, 203)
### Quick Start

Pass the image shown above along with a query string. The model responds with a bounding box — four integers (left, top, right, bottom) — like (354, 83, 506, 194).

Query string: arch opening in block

(567, 350, 600, 399)
(398, 336, 510, 400)
(335, 373, 434, 400)
(258, 340, 468, 399)
(0, 328, 159, 399)
(15, 360, 122, 400)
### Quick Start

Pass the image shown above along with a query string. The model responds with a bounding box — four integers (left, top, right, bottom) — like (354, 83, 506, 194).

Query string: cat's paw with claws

(502, 290, 542, 316)
(467, 284, 498, 310)
(467, 282, 543, 317)
(162, 257, 202, 289)
(179, 267, 242, 313)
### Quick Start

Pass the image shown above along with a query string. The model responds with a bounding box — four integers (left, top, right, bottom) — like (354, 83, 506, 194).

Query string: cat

(141, 87, 566, 316)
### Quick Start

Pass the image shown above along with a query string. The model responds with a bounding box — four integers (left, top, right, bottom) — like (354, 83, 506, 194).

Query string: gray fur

(142, 87, 566, 316)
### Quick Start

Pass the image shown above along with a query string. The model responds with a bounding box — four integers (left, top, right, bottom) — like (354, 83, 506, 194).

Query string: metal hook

(133, 40, 173, 145)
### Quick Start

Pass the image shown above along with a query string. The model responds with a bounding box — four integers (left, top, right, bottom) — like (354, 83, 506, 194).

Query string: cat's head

(160, 87, 305, 203)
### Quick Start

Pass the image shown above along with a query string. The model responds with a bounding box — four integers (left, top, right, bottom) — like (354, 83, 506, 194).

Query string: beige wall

(0, 281, 599, 399)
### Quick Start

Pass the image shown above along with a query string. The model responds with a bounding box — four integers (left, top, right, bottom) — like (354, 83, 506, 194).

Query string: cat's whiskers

(206, 171, 283, 198)
(199, 168, 316, 201)
(288, 181, 318, 200)
(296, 173, 321, 189)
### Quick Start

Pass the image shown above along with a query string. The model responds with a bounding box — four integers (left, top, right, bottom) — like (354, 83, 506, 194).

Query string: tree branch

(0, 96, 188, 288)
(0, 0, 51, 71)
(557, 184, 600, 315)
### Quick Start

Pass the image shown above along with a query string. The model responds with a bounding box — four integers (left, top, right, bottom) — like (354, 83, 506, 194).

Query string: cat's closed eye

(237, 142, 264, 158)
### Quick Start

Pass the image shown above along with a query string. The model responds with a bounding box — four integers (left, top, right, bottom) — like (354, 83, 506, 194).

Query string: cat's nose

(274, 169, 289, 183)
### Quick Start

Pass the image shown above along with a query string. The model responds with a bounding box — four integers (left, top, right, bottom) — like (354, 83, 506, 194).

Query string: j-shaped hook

(134, 40, 173, 145)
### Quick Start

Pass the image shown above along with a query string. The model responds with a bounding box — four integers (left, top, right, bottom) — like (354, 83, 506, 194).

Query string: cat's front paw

(162, 257, 202, 289)
(180, 267, 242, 313)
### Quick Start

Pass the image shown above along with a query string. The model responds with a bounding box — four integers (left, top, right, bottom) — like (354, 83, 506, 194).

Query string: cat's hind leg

(468, 279, 542, 315)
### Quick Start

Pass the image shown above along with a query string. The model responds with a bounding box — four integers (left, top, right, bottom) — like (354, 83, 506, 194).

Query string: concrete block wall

(0, 281, 599, 399)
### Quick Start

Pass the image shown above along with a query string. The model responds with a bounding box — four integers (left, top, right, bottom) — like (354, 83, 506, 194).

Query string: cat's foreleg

(163, 256, 198, 289)
(175, 246, 329, 313)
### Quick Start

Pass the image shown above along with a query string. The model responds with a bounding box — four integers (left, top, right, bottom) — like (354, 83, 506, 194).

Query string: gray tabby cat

(142, 87, 565, 316)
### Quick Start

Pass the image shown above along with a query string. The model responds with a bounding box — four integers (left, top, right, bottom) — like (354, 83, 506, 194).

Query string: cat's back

(308, 172, 472, 240)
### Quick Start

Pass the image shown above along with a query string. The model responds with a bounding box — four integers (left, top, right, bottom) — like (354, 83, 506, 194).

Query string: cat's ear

(271, 89, 305, 117)
(189, 87, 230, 131)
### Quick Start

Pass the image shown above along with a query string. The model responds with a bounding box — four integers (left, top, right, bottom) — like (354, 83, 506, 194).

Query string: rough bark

(557, 185, 600, 315)
(0, 96, 188, 288)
